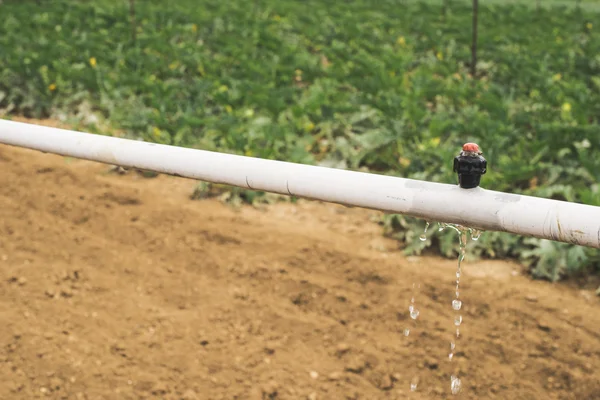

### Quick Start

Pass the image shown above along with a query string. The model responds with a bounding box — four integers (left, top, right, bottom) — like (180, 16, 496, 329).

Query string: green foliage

(521, 238, 589, 281)
(190, 181, 288, 208)
(0, 0, 599, 281)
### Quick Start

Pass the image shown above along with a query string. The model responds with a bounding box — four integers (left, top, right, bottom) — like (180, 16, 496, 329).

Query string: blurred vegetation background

(1, 0, 599, 285)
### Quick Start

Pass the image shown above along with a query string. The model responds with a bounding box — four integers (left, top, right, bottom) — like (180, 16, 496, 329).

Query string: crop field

(1, 1, 600, 278)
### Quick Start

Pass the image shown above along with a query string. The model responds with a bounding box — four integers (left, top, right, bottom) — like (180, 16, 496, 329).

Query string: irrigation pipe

(1, 119, 600, 249)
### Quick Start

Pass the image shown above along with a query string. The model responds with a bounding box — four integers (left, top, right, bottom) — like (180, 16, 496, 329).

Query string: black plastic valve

(453, 142, 487, 189)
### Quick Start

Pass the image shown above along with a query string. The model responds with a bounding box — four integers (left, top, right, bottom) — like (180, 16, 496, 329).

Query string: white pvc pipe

(1, 119, 600, 248)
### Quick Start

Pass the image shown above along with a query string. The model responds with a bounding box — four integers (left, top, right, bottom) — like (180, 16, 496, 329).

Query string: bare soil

(1, 119, 599, 400)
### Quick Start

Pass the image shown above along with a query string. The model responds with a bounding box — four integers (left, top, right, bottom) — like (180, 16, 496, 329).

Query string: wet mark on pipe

(542, 209, 552, 239)
(386, 195, 408, 202)
(493, 192, 521, 203)
(286, 180, 293, 196)
(556, 217, 563, 242)
(245, 176, 254, 190)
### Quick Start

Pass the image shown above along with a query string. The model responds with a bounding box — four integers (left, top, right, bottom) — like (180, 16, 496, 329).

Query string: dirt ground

(1, 119, 599, 400)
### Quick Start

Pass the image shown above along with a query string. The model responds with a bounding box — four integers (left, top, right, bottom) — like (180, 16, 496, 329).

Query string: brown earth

(0, 119, 599, 400)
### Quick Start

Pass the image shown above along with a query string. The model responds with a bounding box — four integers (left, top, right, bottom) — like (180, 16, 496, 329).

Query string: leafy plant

(0, 0, 598, 283)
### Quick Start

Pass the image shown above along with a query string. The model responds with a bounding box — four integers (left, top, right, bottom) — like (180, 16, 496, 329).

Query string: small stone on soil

(261, 380, 278, 397)
(336, 343, 350, 355)
(379, 374, 393, 390)
(328, 372, 342, 381)
(537, 321, 551, 332)
(345, 358, 366, 374)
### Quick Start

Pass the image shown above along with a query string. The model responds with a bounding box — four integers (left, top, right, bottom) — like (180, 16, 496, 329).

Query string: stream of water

(406, 221, 483, 395)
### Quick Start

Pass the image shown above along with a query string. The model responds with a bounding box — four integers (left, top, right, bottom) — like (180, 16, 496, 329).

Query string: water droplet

(448, 353, 453, 361)
(404, 328, 410, 336)
(410, 309, 420, 320)
(408, 304, 414, 313)
(452, 299, 462, 311)
(451, 375, 462, 395)
(419, 221, 430, 241)
(454, 315, 463, 326)
(410, 383, 418, 392)
(450, 342, 455, 350)
(456, 271, 460, 279)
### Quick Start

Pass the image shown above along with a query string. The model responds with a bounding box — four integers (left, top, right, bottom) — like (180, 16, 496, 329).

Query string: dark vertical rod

(130, 0, 136, 43)
(471, 0, 478, 78)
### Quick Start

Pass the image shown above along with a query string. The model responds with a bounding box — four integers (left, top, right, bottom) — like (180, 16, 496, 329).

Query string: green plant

(0, 0, 598, 283)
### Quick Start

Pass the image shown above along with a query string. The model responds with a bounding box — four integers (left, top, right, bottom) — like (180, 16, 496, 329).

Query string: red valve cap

(462, 142, 481, 153)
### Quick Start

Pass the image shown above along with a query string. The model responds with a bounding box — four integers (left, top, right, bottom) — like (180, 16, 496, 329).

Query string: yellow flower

(552, 73, 562, 82)
(562, 102, 571, 112)
(169, 61, 179, 70)
(399, 157, 411, 168)
(436, 51, 443, 61)
(192, 24, 198, 33)
(304, 121, 315, 132)
(225, 105, 233, 113)
(587, 22, 593, 30)
(89, 57, 97, 68)
(217, 85, 228, 93)
(153, 127, 161, 138)
(48, 83, 57, 91)
(397, 36, 406, 46)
